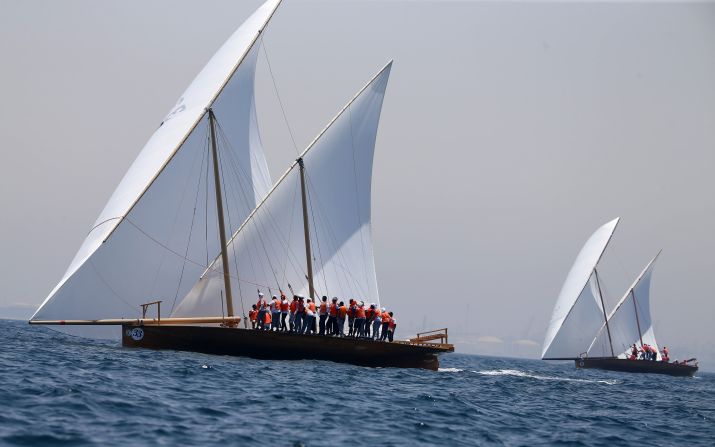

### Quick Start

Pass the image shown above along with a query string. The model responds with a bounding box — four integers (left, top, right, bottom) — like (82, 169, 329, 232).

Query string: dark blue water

(1, 320, 713, 446)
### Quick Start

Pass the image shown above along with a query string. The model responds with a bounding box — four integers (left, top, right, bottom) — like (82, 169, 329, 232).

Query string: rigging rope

(147, 117, 207, 307)
(214, 119, 282, 291)
(170, 128, 209, 314)
(261, 36, 299, 155)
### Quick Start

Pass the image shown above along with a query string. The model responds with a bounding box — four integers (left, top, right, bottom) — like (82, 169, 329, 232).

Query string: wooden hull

(121, 325, 453, 370)
(575, 358, 698, 377)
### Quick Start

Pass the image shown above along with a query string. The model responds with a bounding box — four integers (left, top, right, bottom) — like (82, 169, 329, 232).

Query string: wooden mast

(630, 290, 644, 348)
(208, 109, 235, 319)
(297, 157, 315, 299)
(594, 268, 615, 357)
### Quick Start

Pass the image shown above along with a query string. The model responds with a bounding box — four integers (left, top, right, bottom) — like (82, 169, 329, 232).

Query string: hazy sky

(1, 1, 714, 368)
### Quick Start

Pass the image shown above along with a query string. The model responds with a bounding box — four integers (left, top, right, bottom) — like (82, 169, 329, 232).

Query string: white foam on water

(438, 368, 463, 373)
(474, 369, 618, 385)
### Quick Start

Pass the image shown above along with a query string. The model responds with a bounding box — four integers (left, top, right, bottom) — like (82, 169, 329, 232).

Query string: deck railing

(409, 328, 449, 345)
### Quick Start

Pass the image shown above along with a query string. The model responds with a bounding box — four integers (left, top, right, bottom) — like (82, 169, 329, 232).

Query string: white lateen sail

(588, 252, 661, 359)
(31, 0, 281, 337)
(542, 218, 620, 359)
(173, 62, 392, 318)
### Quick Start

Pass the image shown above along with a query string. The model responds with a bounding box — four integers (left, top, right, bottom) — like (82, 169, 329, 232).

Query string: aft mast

(630, 290, 644, 347)
(208, 109, 235, 319)
(593, 268, 615, 357)
(297, 157, 316, 299)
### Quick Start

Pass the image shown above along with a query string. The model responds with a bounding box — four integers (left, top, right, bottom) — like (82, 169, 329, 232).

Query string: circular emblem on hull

(127, 327, 144, 341)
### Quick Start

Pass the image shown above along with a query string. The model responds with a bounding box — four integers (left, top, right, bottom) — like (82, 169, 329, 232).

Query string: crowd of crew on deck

(628, 343, 667, 361)
(626, 344, 696, 366)
(247, 292, 398, 341)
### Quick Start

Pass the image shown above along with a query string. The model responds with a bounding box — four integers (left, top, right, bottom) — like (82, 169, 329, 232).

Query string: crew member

(270, 295, 281, 331)
(295, 296, 305, 334)
(387, 311, 396, 342)
(256, 292, 267, 330)
(263, 309, 272, 331)
(629, 344, 638, 360)
(364, 304, 374, 338)
(280, 293, 289, 331)
(380, 311, 391, 341)
(303, 298, 316, 334)
(354, 301, 366, 338)
(649, 344, 658, 361)
(318, 296, 329, 335)
(372, 307, 383, 340)
(289, 296, 298, 332)
(337, 301, 347, 337)
(661, 346, 670, 362)
(327, 297, 339, 335)
(347, 299, 356, 337)
(249, 304, 258, 329)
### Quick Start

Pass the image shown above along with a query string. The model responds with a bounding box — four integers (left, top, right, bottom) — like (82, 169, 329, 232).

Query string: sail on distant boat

(541, 218, 619, 360)
(29, 0, 453, 370)
(588, 252, 660, 359)
(542, 219, 697, 376)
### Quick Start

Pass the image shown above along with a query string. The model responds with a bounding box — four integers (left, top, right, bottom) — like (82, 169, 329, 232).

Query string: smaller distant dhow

(542, 218, 698, 377)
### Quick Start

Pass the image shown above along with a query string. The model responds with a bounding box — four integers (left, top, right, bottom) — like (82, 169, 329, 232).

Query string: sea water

(1, 320, 712, 446)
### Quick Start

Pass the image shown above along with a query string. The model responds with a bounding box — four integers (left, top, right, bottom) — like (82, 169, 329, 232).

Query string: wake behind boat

(29, 0, 453, 370)
(542, 218, 698, 377)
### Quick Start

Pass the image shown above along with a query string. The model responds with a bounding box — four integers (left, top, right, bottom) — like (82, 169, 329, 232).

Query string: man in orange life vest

(263, 309, 272, 331)
(661, 346, 670, 362)
(337, 301, 347, 337)
(380, 311, 391, 341)
(354, 301, 366, 338)
(387, 312, 396, 342)
(270, 295, 281, 331)
(372, 306, 383, 340)
(249, 304, 258, 330)
(318, 296, 329, 335)
(327, 297, 339, 335)
(303, 298, 317, 334)
(364, 304, 374, 338)
(289, 296, 298, 332)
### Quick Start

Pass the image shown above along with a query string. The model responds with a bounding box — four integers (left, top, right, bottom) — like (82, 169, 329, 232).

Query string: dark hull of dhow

(121, 325, 452, 370)
(575, 358, 698, 377)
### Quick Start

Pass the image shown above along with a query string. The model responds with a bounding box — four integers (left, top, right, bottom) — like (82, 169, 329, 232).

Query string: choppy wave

(438, 367, 463, 373)
(1, 321, 713, 446)
(475, 368, 619, 385)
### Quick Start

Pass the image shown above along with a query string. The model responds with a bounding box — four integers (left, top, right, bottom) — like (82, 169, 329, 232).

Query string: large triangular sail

(542, 218, 620, 359)
(173, 62, 392, 318)
(588, 252, 661, 358)
(31, 0, 281, 337)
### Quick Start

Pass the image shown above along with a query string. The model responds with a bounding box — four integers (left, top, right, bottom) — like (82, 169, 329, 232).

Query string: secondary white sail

(31, 0, 281, 337)
(173, 62, 392, 318)
(542, 218, 619, 359)
(588, 253, 661, 358)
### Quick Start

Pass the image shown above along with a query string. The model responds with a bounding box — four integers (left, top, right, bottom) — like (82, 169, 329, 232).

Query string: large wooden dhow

(30, 0, 453, 370)
(542, 218, 697, 377)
